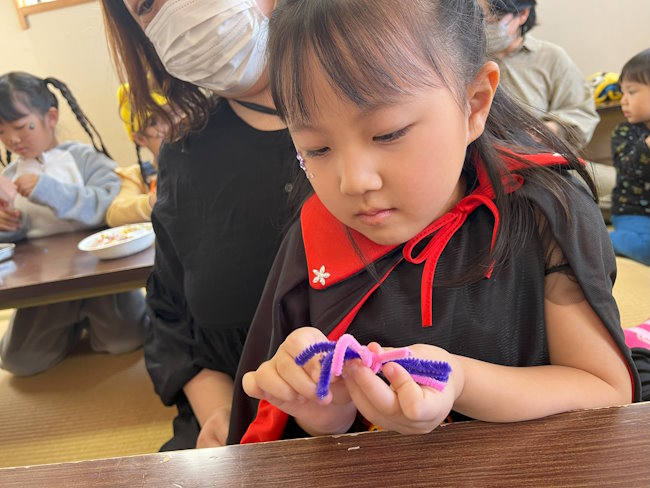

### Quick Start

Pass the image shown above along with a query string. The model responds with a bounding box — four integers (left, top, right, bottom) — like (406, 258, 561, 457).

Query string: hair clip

(296, 151, 314, 179)
(295, 334, 452, 399)
(28, 122, 35, 130)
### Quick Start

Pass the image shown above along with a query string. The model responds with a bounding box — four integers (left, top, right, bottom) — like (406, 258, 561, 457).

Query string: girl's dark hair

(99, 0, 213, 141)
(268, 0, 596, 283)
(620, 48, 650, 86)
(0, 71, 111, 158)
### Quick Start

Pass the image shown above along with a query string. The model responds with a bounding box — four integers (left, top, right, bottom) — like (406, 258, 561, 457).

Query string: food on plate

(85, 223, 153, 250)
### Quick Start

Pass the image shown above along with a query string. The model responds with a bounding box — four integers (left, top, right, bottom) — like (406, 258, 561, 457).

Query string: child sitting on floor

(609, 48, 650, 266)
(0, 71, 147, 376)
(105, 84, 168, 227)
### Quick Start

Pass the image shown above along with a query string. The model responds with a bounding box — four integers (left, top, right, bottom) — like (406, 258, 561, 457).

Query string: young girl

(0, 71, 147, 376)
(105, 83, 168, 227)
(609, 48, 650, 266)
(227, 0, 641, 444)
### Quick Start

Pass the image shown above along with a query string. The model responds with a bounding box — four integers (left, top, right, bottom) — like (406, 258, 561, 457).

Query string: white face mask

(485, 20, 513, 56)
(145, 0, 269, 97)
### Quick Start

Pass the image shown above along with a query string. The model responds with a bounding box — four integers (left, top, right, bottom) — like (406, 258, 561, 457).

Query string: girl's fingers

(242, 371, 265, 399)
(275, 347, 327, 402)
(382, 362, 430, 421)
(344, 362, 397, 412)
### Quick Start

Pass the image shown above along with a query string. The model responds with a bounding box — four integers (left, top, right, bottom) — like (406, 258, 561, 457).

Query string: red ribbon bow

(403, 170, 523, 326)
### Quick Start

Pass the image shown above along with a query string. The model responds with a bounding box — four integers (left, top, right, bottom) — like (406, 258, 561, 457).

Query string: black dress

(146, 99, 300, 450)
(228, 154, 642, 445)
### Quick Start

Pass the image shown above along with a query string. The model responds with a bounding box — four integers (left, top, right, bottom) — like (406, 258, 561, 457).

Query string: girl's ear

(45, 107, 59, 130)
(466, 61, 500, 145)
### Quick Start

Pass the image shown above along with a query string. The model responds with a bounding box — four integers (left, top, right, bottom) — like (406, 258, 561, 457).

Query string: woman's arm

(183, 369, 234, 448)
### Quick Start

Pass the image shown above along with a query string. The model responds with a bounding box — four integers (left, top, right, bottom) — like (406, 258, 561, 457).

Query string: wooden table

(0, 230, 154, 309)
(1, 402, 648, 487)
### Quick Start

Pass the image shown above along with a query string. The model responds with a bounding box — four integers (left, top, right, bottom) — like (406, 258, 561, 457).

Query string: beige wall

(0, 1, 135, 166)
(535, 0, 650, 76)
(1, 0, 649, 168)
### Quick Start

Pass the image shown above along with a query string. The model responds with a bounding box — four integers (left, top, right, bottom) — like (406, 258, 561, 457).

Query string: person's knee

(0, 350, 59, 376)
(90, 313, 147, 354)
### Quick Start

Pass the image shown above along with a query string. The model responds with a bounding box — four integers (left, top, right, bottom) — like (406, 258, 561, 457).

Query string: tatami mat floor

(0, 308, 175, 468)
(0, 257, 647, 468)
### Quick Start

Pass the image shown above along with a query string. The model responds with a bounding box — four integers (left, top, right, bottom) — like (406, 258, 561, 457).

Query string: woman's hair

(487, 0, 537, 35)
(99, 0, 213, 141)
(268, 0, 596, 282)
(0, 71, 111, 159)
(620, 48, 650, 86)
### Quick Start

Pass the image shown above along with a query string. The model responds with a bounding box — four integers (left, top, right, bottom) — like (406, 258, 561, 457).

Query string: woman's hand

(0, 208, 21, 231)
(14, 174, 39, 198)
(196, 405, 231, 448)
(343, 343, 463, 435)
(242, 327, 357, 436)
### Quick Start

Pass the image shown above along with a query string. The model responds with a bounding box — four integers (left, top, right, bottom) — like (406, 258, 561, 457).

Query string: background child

(228, 0, 641, 444)
(609, 48, 650, 266)
(0, 71, 147, 376)
(105, 83, 168, 227)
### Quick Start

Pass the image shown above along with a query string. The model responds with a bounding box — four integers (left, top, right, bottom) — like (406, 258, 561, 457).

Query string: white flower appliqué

(312, 265, 331, 286)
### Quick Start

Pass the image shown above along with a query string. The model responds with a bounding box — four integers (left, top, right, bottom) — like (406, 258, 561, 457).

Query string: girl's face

(0, 103, 58, 159)
(620, 80, 650, 126)
(290, 64, 498, 246)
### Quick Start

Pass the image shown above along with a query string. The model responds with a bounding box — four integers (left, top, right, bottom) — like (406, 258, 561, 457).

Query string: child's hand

(0, 208, 21, 231)
(0, 176, 17, 208)
(242, 327, 357, 436)
(343, 343, 462, 435)
(148, 191, 157, 208)
(14, 174, 39, 198)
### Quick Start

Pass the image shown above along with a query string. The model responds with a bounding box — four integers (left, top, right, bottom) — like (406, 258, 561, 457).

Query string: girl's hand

(14, 174, 39, 198)
(242, 327, 357, 436)
(0, 208, 21, 231)
(0, 176, 17, 207)
(343, 343, 463, 435)
(196, 405, 231, 449)
(148, 191, 157, 208)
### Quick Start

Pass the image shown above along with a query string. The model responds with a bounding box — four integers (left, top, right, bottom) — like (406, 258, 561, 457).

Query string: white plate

(78, 223, 154, 260)
(0, 243, 15, 262)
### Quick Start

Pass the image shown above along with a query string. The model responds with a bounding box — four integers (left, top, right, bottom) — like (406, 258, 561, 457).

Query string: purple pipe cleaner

(295, 334, 452, 399)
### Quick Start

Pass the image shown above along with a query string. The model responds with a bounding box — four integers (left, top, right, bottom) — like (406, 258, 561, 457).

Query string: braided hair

(0, 71, 112, 159)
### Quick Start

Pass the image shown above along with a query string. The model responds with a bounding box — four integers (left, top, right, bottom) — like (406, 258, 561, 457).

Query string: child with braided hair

(0, 71, 147, 376)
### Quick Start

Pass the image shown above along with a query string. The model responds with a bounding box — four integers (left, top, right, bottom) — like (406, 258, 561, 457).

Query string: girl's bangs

(271, 1, 441, 127)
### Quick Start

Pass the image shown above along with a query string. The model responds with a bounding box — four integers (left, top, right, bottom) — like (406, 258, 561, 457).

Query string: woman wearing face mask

(100, 0, 303, 451)
(484, 0, 599, 148)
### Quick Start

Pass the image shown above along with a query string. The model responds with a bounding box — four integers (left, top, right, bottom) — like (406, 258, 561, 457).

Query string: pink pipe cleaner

(295, 333, 452, 399)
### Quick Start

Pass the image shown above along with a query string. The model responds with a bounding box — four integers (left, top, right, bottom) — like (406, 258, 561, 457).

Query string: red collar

(301, 150, 573, 325)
